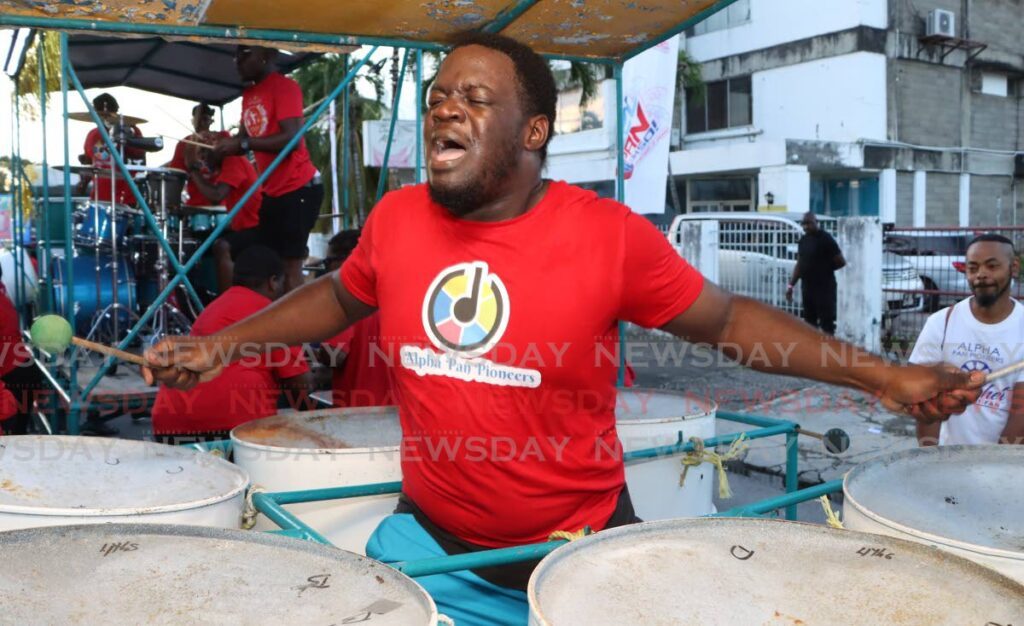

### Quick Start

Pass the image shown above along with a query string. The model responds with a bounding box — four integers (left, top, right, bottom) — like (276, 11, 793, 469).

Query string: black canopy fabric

(67, 35, 320, 106)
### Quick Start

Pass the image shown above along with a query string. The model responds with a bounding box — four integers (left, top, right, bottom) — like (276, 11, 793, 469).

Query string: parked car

(669, 213, 923, 316)
(884, 231, 971, 312)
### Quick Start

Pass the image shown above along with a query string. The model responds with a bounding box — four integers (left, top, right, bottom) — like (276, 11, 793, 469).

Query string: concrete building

(545, 0, 1024, 226)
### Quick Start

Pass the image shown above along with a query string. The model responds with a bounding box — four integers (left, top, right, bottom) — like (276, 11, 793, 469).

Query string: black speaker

(1016, 154, 1024, 178)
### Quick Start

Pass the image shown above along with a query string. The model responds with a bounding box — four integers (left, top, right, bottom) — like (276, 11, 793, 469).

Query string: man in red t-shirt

(319, 230, 394, 407)
(185, 132, 263, 293)
(213, 46, 322, 294)
(150, 246, 311, 444)
(77, 93, 157, 206)
(146, 34, 983, 625)
(0, 282, 38, 435)
(166, 102, 230, 206)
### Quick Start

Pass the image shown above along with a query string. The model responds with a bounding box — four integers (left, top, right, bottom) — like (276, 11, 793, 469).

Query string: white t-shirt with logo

(909, 298, 1024, 445)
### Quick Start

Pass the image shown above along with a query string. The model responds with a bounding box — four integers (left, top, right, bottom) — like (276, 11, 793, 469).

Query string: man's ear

(523, 114, 550, 154)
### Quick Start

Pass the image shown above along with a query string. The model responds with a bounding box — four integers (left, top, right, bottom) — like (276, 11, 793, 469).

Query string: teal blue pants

(366, 514, 529, 626)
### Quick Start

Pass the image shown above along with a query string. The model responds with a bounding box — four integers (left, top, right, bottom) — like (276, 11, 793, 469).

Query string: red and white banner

(622, 36, 679, 214)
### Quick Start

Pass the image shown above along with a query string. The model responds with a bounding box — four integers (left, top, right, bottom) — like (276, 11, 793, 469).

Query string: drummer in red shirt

(319, 230, 394, 407)
(77, 93, 157, 206)
(184, 132, 264, 293)
(214, 46, 323, 294)
(149, 246, 312, 444)
(166, 102, 230, 206)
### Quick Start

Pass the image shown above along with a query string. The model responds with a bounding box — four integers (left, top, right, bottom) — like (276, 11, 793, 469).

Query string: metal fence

(669, 214, 839, 317)
(883, 226, 1024, 343)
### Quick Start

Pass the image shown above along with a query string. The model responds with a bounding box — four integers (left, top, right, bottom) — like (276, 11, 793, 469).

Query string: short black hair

(968, 233, 1016, 253)
(192, 102, 215, 117)
(233, 245, 283, 289)
(327, 229, 361, 263)
(93, 93, 118, 114)
(449, 32, 557, 162)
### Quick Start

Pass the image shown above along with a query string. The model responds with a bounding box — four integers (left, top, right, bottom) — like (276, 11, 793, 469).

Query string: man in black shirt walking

(786, 212, 846, 334)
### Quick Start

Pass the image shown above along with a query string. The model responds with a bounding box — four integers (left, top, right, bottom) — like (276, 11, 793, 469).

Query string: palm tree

(17, 31, 61, 120)
(293, 53, 389, 230)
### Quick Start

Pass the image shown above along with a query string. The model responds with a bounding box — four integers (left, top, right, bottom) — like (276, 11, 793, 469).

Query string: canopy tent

(65, 35, 321, 106)
(0, 0, 731, 63)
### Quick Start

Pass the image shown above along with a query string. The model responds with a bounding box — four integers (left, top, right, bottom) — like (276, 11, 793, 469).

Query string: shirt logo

(422, 261, 509, 358)
(243, 99, 269, 137)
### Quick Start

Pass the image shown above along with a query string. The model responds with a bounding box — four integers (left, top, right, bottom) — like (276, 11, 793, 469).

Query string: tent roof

(0, 0, 733, 62)
(67, 35, 319, 106)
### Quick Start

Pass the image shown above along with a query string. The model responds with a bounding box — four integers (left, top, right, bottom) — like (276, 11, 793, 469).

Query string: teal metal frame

(235, 413, 835, 576)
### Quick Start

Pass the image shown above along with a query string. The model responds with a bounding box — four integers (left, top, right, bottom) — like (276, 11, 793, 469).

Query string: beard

(972, 278, 1011, 308)
(428, 140, 519, 217)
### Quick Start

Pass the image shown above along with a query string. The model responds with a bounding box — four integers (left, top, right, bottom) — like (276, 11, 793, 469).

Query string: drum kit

(47, 112, 226, 346)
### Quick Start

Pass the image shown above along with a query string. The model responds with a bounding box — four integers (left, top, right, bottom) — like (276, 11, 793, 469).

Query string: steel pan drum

(0, 436, 248, 530)
(527, 518, 1024, 625)
(231, 407, 402, 555)
(844, 444, 1024, 583)
(0, 523, 437, 625)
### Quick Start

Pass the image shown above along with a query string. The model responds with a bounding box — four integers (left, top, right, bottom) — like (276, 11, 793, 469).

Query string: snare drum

(73, 201, 132, 248)
(50, 250, 136, 334)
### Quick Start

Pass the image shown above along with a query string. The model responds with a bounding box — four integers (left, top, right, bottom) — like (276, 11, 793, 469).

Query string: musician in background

(185, 132, 264, 293)
(318, 230, 393, 407)
(167, 102, 230, 206)
(77, 93, 157, 206)
(149, 246, 312, 444)
(215, 46, 323, 294)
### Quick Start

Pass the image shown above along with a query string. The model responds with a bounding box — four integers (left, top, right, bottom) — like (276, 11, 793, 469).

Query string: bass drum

(49, 250, 136, 336)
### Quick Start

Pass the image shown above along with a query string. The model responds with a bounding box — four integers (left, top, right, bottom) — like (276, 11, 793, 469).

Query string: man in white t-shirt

(910, 233, 1024, 445)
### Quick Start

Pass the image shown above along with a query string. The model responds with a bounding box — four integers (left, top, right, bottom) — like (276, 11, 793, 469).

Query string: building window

(685, 0, 751, 36)
(977, 72, 1012, 97)
(686, 177, 755, 213)
(686, 76, 752, 134)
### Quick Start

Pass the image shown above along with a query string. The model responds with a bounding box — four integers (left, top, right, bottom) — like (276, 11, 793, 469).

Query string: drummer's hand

(213, 136, 243, 158)
(142, 337, 227, 389)
(77, 154, 90, 165)
(878, 363, 984, 423)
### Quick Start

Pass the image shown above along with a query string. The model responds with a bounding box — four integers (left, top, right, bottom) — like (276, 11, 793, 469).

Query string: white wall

(686, 0, 888, 61)
(754, 52, 887, 143)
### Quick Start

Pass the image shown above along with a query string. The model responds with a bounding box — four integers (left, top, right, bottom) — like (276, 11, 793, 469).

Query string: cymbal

(67, 111, 148, 126)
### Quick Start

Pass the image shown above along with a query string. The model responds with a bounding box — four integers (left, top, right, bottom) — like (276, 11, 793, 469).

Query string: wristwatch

(240, 137, 251, 152)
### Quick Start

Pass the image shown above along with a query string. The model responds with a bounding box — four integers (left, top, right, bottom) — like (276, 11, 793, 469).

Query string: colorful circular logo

(422, 262, 509, 356)
(961, 360, 991, 374)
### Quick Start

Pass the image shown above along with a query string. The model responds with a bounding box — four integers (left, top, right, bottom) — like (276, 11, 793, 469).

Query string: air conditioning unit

(926, 9, 956, 38)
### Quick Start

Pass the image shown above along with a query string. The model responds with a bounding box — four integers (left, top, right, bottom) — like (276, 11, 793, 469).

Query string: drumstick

(986, 360, 1024, 383)
(29, 315, 147, 366)
(796, 427, 851, 454)
(162, 135, 216, 150)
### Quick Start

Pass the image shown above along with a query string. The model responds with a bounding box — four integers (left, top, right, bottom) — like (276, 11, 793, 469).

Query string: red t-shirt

(241, 72, 317, 197)
(323, 313, 395, 407)
(168, 131, 231, 206)
(340, 181, 704, 547)
(151, 286, 309, 434)
(0, 380, 18, 432)
(0, 285, 28, 377)
(211, 156, 263, 231)
(84, 127, 144, 206)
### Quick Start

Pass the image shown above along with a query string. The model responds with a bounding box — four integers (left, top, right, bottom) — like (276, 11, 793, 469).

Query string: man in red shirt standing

(149, 245, 311, 444)
(319, 230, 393, 407)
(146, 34, 983, 624)
(185, 133, 264, 293)
(77, 93, 157, 206)
(214, 46, 322, 294)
